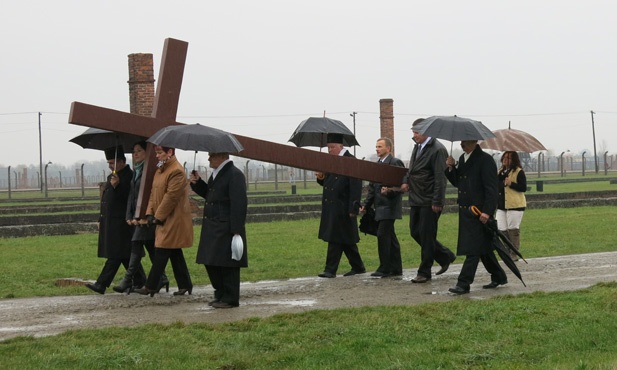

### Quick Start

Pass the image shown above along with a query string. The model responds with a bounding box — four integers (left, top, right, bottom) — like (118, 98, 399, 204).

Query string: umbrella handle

(470, 205, 482, 217)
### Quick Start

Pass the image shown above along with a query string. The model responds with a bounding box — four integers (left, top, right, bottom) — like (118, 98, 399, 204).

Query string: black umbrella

(70, 128, 144, 152)
(147, 123, 244, 170)
(470, 206, 527, 287)
(414, 116, 495, 152)
(288, 117, 359, 148)
(147, 124, 244, 153)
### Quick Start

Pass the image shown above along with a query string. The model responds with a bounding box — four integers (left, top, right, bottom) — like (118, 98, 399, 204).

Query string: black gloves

(146, 215, 163, 226)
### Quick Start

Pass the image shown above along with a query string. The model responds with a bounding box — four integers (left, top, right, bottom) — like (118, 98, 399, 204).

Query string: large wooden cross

(69, 38, 407, 218)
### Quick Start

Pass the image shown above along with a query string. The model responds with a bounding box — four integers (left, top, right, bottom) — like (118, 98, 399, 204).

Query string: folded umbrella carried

(470, 205, 527, 287)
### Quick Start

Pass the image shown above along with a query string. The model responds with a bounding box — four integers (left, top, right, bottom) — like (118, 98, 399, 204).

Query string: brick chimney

(127, 54, 155, 116)
(379, 98, 395, 155)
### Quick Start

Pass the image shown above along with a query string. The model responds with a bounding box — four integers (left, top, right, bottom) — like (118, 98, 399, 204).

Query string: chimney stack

(127, 54, 155, 116)
(379, 98, 395, 155)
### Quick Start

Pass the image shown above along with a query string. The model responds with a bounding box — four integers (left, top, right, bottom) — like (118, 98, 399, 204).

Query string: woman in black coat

(113, 141, 169, 294)
(445, 141, 507, 294)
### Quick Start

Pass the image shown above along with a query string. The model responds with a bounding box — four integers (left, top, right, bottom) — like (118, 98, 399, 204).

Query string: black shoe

(133, 287, 157, 297)
(112, 280, 133, 294)
(173, 287, 193, 296)
(318, 272, 335, 278)
(85, 282, 105, 295)
(211, 301, 235, 309)
(208, 299, 220, 306)
(370, 271, 391, 277)
(482, 281, 507, 289)
(343, 269, 366, 277)
(436, 255, 456, 276)
(411, 275, 431, 283)
(448, 286, 470, 295)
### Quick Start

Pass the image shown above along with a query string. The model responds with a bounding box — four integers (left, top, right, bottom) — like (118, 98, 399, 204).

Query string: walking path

(1, 251, 616, 342)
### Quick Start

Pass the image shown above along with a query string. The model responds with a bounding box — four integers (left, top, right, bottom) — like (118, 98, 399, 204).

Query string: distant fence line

(0, 155, 614, 190)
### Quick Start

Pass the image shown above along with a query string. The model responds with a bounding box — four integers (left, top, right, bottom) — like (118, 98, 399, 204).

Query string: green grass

(1, 206, 617, 368)
(1, 283, 616, 369)
(1, 206, 615, 299)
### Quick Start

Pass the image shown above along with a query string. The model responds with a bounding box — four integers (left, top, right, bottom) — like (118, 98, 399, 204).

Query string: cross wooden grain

(69, 38, 407, 218)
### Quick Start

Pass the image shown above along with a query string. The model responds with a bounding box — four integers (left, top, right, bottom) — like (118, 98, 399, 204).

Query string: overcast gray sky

(1, 0, 616, 168)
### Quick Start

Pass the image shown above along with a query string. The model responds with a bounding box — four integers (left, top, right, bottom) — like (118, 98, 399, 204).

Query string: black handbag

(359, 207, 378, 236)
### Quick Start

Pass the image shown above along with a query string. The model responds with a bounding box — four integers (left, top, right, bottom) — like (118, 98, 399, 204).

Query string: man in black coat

(190, 152, 248, 308)
(316, 134, 366, 278)
(401, 118, 456, 283)
(86, 146, 133, 294)
(360, 137, 404, 278)
(445, 140, 508, 294)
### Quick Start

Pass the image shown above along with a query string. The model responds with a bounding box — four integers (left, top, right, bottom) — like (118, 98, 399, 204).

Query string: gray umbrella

(69, 128, 145, 152)
(413, 115, 496, 142)
(147, 123, 244, 153)
(288, 117, 359, 148)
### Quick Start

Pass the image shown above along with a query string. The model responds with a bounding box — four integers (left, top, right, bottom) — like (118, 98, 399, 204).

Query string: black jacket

(445, 145, 497, 256)
(191, 161, 248, 267)
(98, 165, 133, 259)
(364, 154, 404, 221)
(402, 137, 448, 207)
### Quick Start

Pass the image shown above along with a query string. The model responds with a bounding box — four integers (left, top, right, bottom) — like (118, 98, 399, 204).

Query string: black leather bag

(359, 207, 378, 236)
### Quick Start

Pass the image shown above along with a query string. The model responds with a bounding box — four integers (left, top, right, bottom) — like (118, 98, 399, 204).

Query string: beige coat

(146, 156, 193, 249)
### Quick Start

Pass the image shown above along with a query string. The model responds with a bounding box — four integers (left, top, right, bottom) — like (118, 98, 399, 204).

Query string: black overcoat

(444, 145, 497, 256)
(98, 165, 133, 259)
(191, 161, 248, 267)
(402, 137, 448, 207)
(318, 151, 362, 244)
(364, 154, 404, 221)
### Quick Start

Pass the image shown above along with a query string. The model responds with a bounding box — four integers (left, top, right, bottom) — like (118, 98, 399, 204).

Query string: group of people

(87, 119, 527, 304)
(86, 142, 247, 309)
(316, 120, 527, 295)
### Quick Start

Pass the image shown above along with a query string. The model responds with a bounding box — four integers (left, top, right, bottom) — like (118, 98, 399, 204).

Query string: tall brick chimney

(127, 54, 155, 116)
(379, 98, 395, 155)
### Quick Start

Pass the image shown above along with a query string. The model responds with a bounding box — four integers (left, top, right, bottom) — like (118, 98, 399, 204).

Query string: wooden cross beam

(68, 38, 407, 218)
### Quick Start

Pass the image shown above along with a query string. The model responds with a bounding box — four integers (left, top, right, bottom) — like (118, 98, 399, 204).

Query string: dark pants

(409, 206, 455, 278)
(324, 242, 365, 274)
(96, 258, 129, 287)
(130, 239, 167, 287)
(457, 252, 508, 290)
(145, 248, 192, 290)
(205, 265, 241, 306)
(375, 219, 402, 274)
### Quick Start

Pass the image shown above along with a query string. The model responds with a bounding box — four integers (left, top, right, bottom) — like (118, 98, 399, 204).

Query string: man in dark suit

(316, 133, 366, 278)
(401, 118, 456, 283)
(445, 140, 508, 294)
(360, 137, 404, 278)
(190, 152, 248, 308)
(86, 146, 133, 294)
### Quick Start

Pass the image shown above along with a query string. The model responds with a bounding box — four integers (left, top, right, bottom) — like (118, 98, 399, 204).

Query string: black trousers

(130, 239, 168, 287)
(409, 206, 455, 278)
(96, 258, 129, 287)
(457, 252, 508, 290)
(205, 265, 241, 306)
(145, 248, 192, 291)
(375, 219, 402, 274)
(324, 242, 365, 274)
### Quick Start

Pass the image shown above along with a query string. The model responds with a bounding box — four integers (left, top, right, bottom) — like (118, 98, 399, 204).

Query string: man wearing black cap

(85, 146, 134, 294)
(316, 133, 366, 278)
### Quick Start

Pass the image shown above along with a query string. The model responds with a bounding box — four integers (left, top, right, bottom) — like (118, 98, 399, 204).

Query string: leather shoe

(448, 286, 470, 295)
(436, 255, 456, 275)
(208, 299, 220, 306)
(343, 269, 366, 277)
(370, 271, 391, 277)
(211, 301, 235, 309)
(482, 281, 507, 289)
(411, 275, 431, 283)
(85, 282, 105, 295)
(318, 272, 335, 278)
